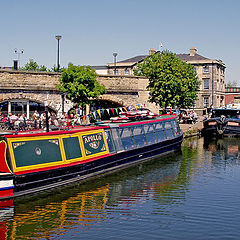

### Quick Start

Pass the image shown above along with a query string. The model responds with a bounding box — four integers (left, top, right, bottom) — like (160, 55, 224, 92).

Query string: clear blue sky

(1, 0, 239, 83)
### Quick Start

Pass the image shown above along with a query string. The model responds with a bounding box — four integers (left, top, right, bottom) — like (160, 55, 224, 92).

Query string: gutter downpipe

(212, 61, 214, 108)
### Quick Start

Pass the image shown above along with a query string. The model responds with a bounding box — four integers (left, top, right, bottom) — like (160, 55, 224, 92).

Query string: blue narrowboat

(0, 114, 183, 200)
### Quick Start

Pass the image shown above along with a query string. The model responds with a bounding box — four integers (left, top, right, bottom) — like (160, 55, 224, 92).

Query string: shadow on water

(0, 141, 202, 239)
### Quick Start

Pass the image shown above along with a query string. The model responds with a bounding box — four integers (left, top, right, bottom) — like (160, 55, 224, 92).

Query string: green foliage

(58, 63, 106, 105)
(50, 65, 66, 72)
(38, 65, 48, 71)
(21, 59, 48, 72)
(226, 80, 237, 88)
(134, 51, 200, 109)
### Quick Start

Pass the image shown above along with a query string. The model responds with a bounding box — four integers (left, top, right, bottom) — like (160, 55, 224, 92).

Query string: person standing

(76, 105, 83, 125)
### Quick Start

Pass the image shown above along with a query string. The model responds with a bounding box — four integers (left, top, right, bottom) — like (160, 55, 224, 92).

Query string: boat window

(155, 122, 164, 130)
(163, 121, 174, 139)
(154, 122, 166, 141)
(104, 129, 116, 153)
(63, 137, 82, 160)
(132, 125, 147, 148)
(143, 124, 157, 144)
(111, 128, 124, 152)
(119, 127, 135, 150)
(12, 139, 62, 168)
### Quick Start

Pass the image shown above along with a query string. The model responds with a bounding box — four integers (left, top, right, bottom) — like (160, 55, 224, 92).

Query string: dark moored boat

(0, 113, 183, 200)
(202, 108, 240, 138)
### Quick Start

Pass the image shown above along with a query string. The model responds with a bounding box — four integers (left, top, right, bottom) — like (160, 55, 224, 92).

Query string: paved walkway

(179, 117, 204, 137)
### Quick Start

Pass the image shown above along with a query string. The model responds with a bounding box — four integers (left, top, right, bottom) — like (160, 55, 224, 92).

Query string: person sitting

(192, 111, 198, 123)
(19, 113, 27, 131)
(8, 113, 18, 130)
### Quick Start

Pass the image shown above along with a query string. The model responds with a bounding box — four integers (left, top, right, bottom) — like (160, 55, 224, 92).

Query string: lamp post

(113, 52, 117, 75)
(44, 101, 49, 132)
(55, 35, 62, 72)
(14, 48, 24, 70)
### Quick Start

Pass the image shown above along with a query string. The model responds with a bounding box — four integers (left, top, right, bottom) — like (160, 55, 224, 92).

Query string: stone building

(104, 47, 226, 114)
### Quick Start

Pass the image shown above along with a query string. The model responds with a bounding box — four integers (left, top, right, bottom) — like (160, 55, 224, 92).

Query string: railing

(0, 119, 69, 132)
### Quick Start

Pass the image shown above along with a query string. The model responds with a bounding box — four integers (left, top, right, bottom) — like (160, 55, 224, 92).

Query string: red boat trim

(0, 141, 12, 173)
(0, 199, 13, 207)
(0, 189, 13, 197)
(14, 152, 113, 175)
(5, 125, 109, 138)
(119, 116, 176, 127)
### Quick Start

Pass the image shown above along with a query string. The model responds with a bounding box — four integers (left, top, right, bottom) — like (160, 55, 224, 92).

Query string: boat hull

(0, 114, 183, 200)
(2, 134, 183, 200)
(202, 119, 240, 138)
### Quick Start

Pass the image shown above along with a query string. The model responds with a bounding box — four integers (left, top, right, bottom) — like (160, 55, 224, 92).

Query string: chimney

(190, 47, 197, 56)
(149, 48, 156, 55)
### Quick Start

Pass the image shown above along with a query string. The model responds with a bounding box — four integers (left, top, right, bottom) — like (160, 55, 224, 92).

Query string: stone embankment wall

(0, 70, 158, 114)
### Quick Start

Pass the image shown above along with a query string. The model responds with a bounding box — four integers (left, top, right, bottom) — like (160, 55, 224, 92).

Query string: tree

(134, 51, 200, 109)
(21, 59, 48, 71)
(49, 65, 65, 72)
(226, 80, 237, 88)
(58, 63, 106, 106)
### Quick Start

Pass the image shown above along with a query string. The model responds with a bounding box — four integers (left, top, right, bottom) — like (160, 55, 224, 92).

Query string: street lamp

(44, 101, 49, 132)
(113, 52, 117, 75)
(14, 48, 24, 70)
(55, 35, 62, 72)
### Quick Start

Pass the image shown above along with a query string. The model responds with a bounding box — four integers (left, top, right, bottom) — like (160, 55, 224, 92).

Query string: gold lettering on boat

(49, 140, 59, 145)
(13, 142, 25, 149)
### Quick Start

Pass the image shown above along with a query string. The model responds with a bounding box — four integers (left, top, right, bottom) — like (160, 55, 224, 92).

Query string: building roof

(177, 53, 210, 61)
(118, 55, 147, 63)
(118, 53, 210, 64)
(91, 65, 108, 70)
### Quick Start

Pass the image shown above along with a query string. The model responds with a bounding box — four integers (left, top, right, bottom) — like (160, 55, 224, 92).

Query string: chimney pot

(190, 47, 197, 56)
(149, 48, 156, 55)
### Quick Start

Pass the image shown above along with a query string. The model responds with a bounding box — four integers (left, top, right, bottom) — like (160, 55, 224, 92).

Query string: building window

(203, 79, 209, 89)
(124, 69, 130, 75)
(203, 66, 209, 74)
(203, 97, 209, 108)
(192, 100, 196, 108)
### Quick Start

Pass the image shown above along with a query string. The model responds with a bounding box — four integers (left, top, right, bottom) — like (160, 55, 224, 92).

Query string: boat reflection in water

(0, 151, 191, 240)
(204, 138, 240, 156)
(204, 137, 240, 167)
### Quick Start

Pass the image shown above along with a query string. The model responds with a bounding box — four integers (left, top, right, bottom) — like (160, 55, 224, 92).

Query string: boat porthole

(35, 147, 42, 156)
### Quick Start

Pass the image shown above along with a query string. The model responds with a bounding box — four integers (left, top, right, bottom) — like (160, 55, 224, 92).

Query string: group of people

(179, 110, 198, 124)
(0, 105, 84, 131)
(0, 110, 60, 131)
(0, 112, 27, 130)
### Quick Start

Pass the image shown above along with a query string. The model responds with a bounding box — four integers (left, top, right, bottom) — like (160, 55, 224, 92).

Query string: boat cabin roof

(211, 108, 240, 118)
(1, 114, 177, 139)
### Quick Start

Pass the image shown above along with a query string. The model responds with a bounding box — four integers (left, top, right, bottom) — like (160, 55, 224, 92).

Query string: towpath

(179, 117, 204, 137)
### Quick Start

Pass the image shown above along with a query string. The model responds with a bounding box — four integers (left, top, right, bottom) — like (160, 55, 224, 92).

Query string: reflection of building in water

(5, 186, 109, 239)
(0, 153, 191, 239)
(204, 138, 240, 165)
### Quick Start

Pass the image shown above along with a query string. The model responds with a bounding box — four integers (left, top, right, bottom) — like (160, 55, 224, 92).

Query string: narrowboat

(0, 113, 183, 200)
(202, 108, 240, 138)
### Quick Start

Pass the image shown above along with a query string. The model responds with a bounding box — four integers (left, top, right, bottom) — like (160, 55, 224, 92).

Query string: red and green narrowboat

(0, 114, 183, 200)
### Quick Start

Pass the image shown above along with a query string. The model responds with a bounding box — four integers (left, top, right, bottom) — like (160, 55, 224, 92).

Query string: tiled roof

(91, 65, 108, 70)
(177, 53, 209, 61)
(118, 55, 147, 63)
(118, 53, 210, 64)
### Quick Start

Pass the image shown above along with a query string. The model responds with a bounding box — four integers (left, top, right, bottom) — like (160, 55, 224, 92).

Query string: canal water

(1, 137, 240, 239)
